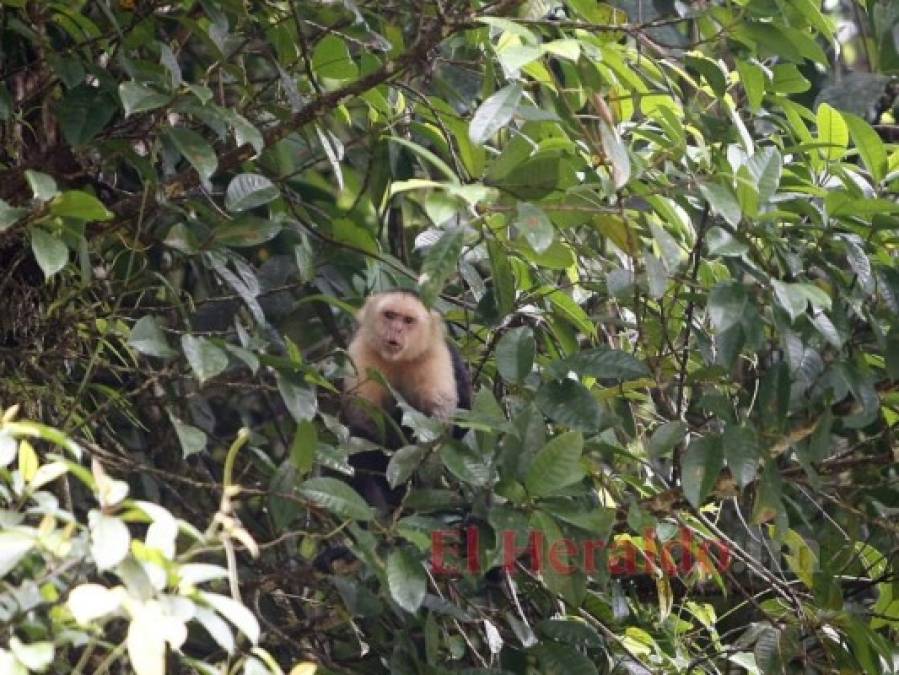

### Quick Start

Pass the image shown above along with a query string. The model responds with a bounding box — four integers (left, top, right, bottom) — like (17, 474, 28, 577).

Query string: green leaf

(166, 127, 218, 184)
(816, 102, 849, 161)
(386, 445, 428, 488)
(299, 477, 374, 521)
(682, 434, 723, 508)
(487, 240, 515, 318)
(524, 431, 585, 497)
(224, 173, 280, 212)
(30, 228, 69, 279)
(290, 420, 317, 477)
(566, 348, 649, 381)
(0, 198, 26, 231)
(58, 85, 116, 145)
(538, 619, 604, 649)
(599, 119, 630, 189)
(708, 282, 748, 332)
(441, 443, 492, 487)
(277, 374, 318, 422)
(312, 35, 358, 80)
(168, 412, 207, 458)
(0, 530, 35, 578)
(212, 216, 282, 248)
(181, 335, 229, 384)
(699, 182, 742, 228)
(119, 81, 172, 116)
(128, 316, 176, 359)
(771, 63, 811, 93)
(419, 227, 465, 304)
(648, 421, 687, 459)
(771, 280, 807, 321)
(25, 170, 58, 201)
(496, 326, 536, 383)
(50, 190, 113, 221)
(515, 202, 554, 253)
(536, 379, 605, 432)
(844, 112, 887, 183)
(533, 641, 598, 675)
(387, 549, 427, 613)
(722, 425, 759, 488)
(469, 83, 523, 145)
(736, 60, 765, 111)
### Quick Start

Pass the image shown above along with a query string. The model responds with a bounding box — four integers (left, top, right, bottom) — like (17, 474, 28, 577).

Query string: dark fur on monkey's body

(341, 290, 472, 512)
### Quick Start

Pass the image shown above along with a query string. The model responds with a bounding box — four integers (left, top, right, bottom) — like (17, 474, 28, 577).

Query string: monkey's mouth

(384, 339, 402, 353)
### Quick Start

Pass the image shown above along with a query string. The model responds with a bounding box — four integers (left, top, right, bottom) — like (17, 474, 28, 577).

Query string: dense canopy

(1, 0, 899, 673)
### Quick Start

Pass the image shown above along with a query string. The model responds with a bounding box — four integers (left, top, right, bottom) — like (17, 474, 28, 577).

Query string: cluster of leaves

(0, 410, 300, 674)
(2, 0, 899, 673)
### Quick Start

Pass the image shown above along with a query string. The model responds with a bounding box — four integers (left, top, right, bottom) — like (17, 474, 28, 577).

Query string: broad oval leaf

(50, 190, 113, 221)
(166, 127, 218, 183)
(129, 316, 177, 359)
(119, 81, 172, 116)
(224, 173, 280, 213)
(299, 477, 374, 521)
(524, 431, 585, 497)
(682, 435, 724, 508)
(181, 335, 229, 384)
(89, 511, 131, 571)
(535, 379, 605, 431)
(469, 83, 523, 145)
(496, 326, 536, 383)
(30, 228, 69, 279)
(387, 548, 427, 613)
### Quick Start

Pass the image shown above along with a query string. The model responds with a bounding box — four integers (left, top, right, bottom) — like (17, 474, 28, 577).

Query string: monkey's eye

(384, 310, 396, 320)
(404, 316, 415, 325)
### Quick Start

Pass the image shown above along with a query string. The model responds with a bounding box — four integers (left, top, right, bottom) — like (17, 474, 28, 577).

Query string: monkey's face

(367, 294, 432, 362)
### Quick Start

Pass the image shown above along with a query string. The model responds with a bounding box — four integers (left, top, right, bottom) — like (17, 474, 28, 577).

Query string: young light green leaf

(9, 638, 53, 672)
(200, 592, 260, 645)
(387, 549, 427, 613)
(30, 228, 69, 279)
(0, 531, 35, 578)
(50, 190, 113, 221)
(67, 583, 122, 624)
(224, 173, 279, 212)
(89, 511, 131, 571)
(816, 102, 848, 161)
(129, 316, 177, 359)
(0, 198, 27, 231)
(290, 420, 317, 477)
(25, 170, 58, 201)
(181, 335, 229, 384)
(469, 83, 523, 145)
(843, 112, 887, 183)
(168, 412, 207, 458)
(312, 35, 358, 80)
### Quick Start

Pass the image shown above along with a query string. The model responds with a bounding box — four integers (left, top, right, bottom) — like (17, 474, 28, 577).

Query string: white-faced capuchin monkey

(342, 289, 472, 512)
